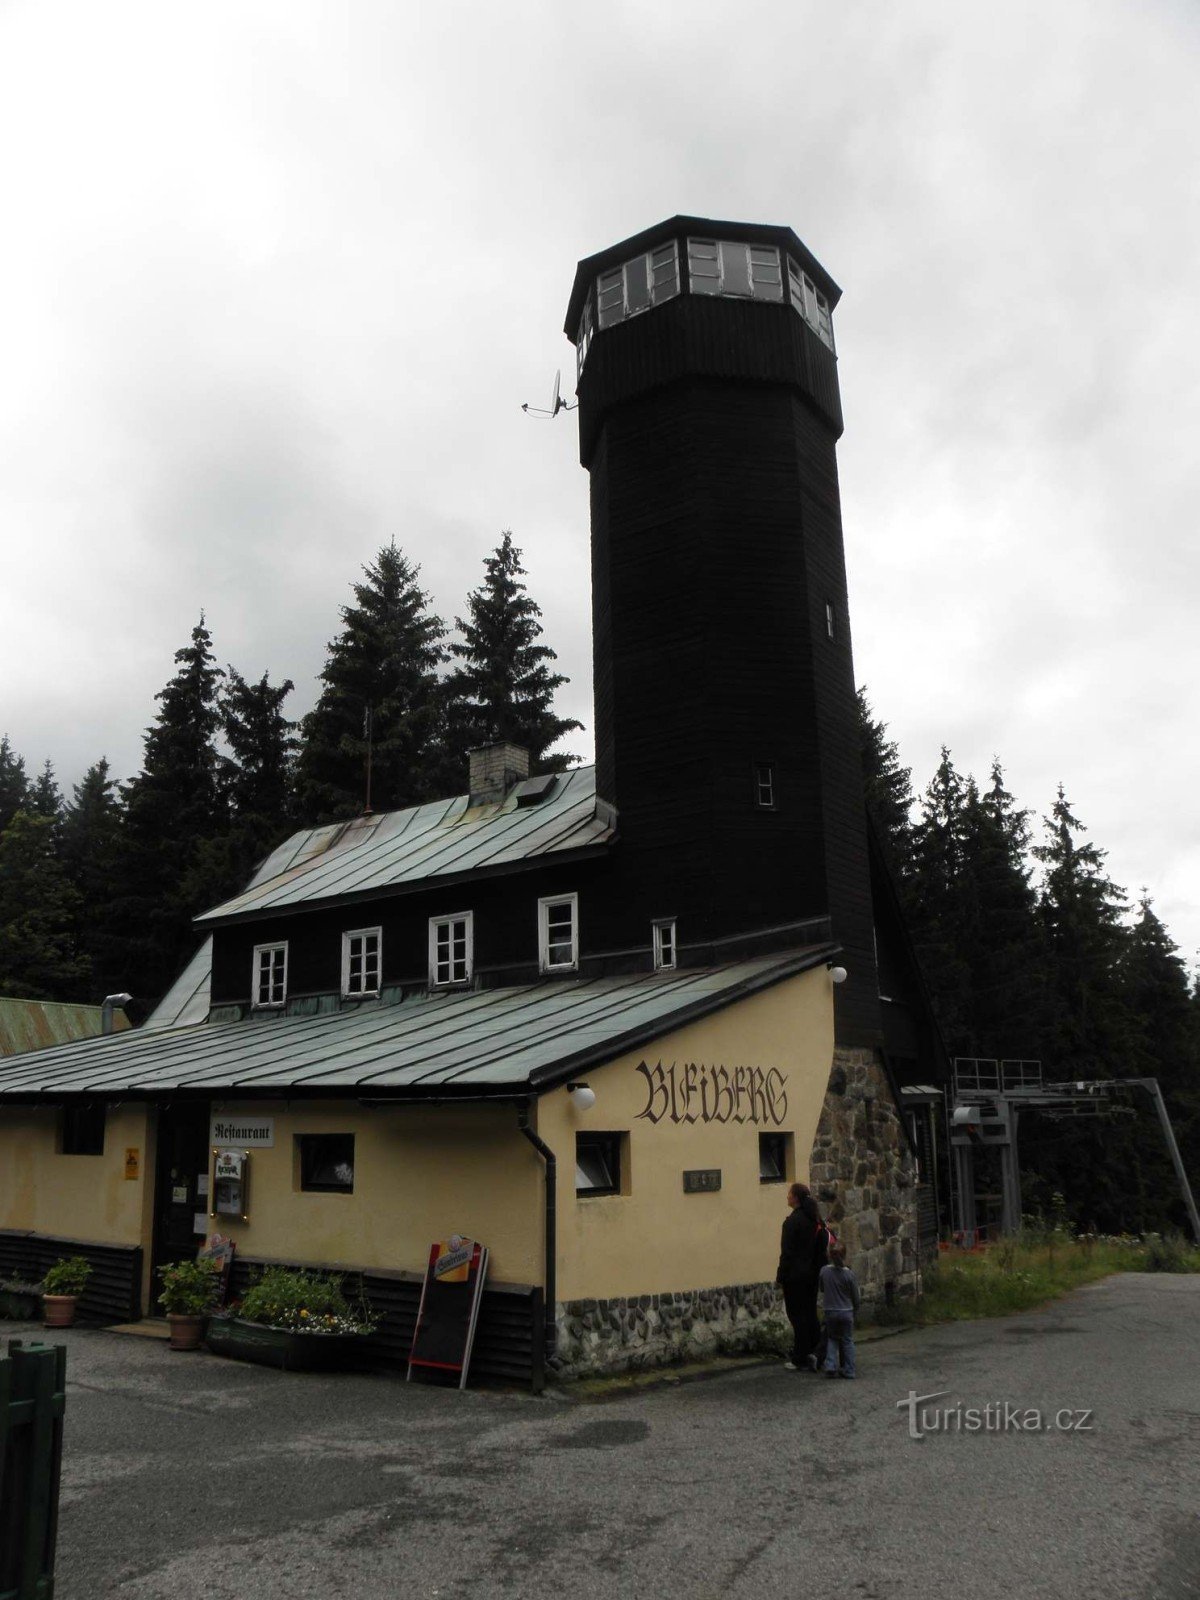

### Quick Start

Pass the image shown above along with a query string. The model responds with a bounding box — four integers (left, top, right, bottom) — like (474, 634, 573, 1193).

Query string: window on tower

(594, 241, 681, 333)
(787, 258, 836, 352)
(754, 763, 776, 809)
(687, 239, 784, 302)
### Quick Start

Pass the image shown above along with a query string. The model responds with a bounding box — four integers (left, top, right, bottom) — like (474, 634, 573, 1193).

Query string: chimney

(468, 742, 530, 805)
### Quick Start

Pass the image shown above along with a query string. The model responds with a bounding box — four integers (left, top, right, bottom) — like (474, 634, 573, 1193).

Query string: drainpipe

(101, 993, 133, 1036)
(517, 1099, 557, 1359)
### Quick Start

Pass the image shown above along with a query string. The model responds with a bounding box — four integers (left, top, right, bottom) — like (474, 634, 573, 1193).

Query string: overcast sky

(1, 1, 1197, 966)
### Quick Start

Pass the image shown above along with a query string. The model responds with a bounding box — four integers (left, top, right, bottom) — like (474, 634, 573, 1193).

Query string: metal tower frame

(949, 1059, 1200, 1243)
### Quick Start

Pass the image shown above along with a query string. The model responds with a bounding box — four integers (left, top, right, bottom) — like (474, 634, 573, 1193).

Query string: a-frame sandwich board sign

(407, 1235, 489, 1389)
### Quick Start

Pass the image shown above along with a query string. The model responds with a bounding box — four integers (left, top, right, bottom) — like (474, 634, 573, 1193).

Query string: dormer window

(539, 894, 579, 974)
(429, 913, 473, 988)
(252, 942, 288, 1008)
(652, 919, 677, 972)
(342, 927, 381, 997)
(687, 239, 783, 302)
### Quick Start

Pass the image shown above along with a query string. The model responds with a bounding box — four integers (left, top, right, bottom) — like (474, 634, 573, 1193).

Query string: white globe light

(568, 1084, 596, 1111)
(830, 966, 848, 985)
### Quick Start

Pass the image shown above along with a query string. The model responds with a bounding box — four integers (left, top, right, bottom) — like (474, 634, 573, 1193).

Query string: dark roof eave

(193, 839, 614, 932)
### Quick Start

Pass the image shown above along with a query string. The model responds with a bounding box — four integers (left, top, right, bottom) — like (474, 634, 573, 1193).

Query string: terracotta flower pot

(43, 1294, 78, 1328)
(167, 1313, 207, 1352)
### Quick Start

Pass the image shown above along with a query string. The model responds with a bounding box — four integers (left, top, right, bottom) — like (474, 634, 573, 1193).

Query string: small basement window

(298, 1134, 355, 1193)
(60, 1103, 106, 1156)
(539, 894, 579, 973)
(252, 942, 288, 1008)
(576, 1132, 623, 1197)
(754, 762, 776, 809)
(759, 1131, 792, 1184)
(342, 927, 381, 996)
(429, 912, 473, 987)
(652, 918, 677, 972)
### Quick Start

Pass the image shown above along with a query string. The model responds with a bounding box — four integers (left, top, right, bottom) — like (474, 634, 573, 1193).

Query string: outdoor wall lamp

(829, 966, 848, 985)
(567, 1082, 596, 1111)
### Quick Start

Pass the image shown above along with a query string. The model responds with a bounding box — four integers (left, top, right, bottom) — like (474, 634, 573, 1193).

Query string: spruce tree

(0, 810, 87, 1000)
(60, 759, 125, 1000)
(446, 532, 582, 775)
(0, 736, 28, 832)
(28, 760, 63, 822)
(907, 748, 973, 1049)
(855, 688, 916, 882)
(295, 544, 450, 822)
(110, 616, 228, 1001)
(1033, 785, 1130, 1078)
(216, 668, 298, 884)
(1118, 897, 1200, 1230)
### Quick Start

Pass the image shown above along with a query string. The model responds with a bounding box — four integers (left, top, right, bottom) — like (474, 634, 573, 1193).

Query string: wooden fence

(0, 1342, 66, 1600)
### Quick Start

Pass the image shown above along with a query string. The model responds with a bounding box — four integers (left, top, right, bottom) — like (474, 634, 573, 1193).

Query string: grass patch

(878, 1231, 1200, 1326)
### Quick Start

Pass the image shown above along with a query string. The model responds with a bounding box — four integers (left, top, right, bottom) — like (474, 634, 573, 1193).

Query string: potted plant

(157, 1257, 221, 1351)
(0, 1275, 46, 1321)
(207, 1267, 376, 1372)
(42, 1255, 92, 1327)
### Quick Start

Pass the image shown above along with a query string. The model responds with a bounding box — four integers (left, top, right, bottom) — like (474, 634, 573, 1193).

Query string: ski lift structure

(948, 1058, 1200, 1245)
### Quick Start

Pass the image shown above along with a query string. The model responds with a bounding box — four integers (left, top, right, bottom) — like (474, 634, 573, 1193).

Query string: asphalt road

(6, 1272, 1198, 1599)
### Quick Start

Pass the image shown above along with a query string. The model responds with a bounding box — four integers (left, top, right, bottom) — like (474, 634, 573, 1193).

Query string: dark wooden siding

(579, 281, 880, 1045)
(0, 1230, 142, 1323)
(227, 1255, 544, 1391)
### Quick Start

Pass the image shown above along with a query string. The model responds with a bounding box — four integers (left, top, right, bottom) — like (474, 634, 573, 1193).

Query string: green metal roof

(0, 948, 832, 1101)
(195, 765, 614, 928)
(0, 998, 129, 1056)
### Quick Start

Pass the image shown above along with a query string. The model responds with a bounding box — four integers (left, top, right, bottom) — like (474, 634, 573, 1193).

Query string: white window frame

(341, 926, 382, 997)
(538, 893, 579, 974)
(428, 911, 474, 988)
(687, 238, 783, 304)
(787, 257, 836, 353)
(595, 241, 680, 332)
(652, 919, 677, 972)
(755, 762, 776, 810)
(251, 942, 288, 1009)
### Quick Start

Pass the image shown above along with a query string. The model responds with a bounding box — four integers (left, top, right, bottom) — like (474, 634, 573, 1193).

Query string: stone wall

(808, 1047, 919, 1304)
(550, 1281, 787, 1379)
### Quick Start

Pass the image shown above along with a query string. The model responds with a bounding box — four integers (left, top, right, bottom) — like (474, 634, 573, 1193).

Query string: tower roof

(564, 214, 842, 338)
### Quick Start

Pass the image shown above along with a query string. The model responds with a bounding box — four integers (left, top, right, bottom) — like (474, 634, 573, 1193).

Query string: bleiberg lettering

(635, 1060, 788, 1126)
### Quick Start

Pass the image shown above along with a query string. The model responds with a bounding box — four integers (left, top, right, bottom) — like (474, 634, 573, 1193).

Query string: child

(817, 1244, 861, 1379)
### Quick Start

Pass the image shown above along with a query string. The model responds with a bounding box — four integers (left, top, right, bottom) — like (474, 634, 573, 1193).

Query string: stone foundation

(808, 1047, 919, 1305)
(550, 1281, 788, 1379)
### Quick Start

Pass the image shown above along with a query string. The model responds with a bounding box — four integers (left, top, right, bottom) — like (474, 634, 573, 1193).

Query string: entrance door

(151, 1102, 212, 1296)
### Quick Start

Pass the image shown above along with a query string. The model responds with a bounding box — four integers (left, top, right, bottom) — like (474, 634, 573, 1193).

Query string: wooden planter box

(206, 1316, 368, 1373)
(0, 1286, 43, 1321)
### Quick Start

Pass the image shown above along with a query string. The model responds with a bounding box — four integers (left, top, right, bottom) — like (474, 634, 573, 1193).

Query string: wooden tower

(565, 217, 881, 1047)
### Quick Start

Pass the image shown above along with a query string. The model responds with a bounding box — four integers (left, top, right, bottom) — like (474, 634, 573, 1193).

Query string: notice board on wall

(407, 1236, 489, 1389)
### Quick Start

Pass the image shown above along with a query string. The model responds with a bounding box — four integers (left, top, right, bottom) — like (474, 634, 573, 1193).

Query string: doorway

(151, 1101, 212, 1300)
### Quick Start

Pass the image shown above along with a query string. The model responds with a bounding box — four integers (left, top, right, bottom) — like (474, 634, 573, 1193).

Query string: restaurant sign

(210, 1115, 274, 1148)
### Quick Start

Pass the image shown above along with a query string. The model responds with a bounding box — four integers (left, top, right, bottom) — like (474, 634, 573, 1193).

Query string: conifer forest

(1, 544, 1196, 1236)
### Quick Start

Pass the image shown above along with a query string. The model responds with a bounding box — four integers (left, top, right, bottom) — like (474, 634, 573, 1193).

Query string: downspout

(517, 1099, 557, 1359)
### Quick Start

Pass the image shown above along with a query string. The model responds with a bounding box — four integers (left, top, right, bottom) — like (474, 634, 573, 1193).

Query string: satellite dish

(521, 368, 577, 418)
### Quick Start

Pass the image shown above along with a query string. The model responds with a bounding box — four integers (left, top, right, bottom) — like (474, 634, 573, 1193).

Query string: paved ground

(5, 1273, 1199, 1599)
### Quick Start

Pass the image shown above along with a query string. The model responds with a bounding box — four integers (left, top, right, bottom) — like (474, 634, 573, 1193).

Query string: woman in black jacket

(776, 1182, 829, 1370)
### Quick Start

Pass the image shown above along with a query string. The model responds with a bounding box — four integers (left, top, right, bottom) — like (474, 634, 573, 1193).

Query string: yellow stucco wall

(0, 964, 834, 1313)
(539, 965, 834, 1300)
(0, 1103, 156, 1263)
(204, 1101, 544, 1288)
